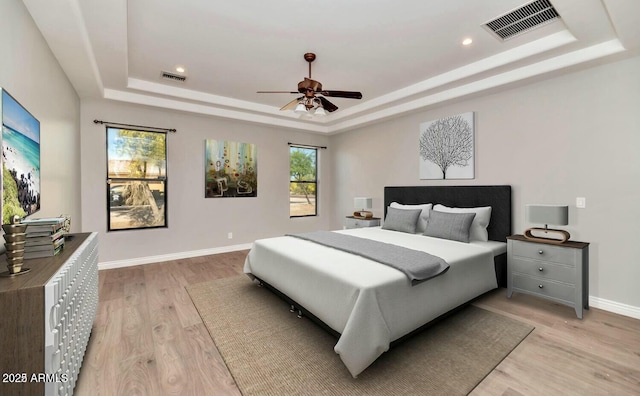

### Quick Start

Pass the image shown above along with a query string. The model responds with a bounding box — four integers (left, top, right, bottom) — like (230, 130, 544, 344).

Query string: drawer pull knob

(538, 250, 544, 255)
(538, 267, 544, 272)
(538, 284, 544, 289)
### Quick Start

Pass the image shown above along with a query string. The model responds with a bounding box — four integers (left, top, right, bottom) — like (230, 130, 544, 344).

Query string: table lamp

(524, 204, 570, 244)
(353, 197, 373, 219)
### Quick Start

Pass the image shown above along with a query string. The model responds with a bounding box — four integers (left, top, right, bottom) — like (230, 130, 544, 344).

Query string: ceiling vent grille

(483, 0, 560, 41)
(161, 71, 187, 82)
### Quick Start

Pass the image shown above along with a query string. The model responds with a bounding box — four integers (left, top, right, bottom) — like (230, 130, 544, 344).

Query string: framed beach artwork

(419, 112, 475, 180)
(205, 139, 257, 198)
(1, 88, 41, 224)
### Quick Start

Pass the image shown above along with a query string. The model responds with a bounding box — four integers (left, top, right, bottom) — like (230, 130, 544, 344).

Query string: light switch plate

(576, 197, 586, 208)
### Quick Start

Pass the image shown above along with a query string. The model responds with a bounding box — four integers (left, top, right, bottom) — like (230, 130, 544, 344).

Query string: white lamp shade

(354, 197, 372, 210)
(526, 204, 568, 226)
(314, 106, 327, 116)
(294, 102, 308, 114)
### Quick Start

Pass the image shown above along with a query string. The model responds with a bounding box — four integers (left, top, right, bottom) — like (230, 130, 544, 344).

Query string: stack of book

(20, 217, 66, 259)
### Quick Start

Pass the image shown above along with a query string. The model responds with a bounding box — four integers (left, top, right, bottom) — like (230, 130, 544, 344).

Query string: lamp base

(0, 268, 31, 277)
(523, 227, 570, 244)
(353, 211, 373, 219)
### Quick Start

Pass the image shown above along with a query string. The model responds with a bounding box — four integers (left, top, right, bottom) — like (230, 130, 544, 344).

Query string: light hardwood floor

(75, 251, 640, 396)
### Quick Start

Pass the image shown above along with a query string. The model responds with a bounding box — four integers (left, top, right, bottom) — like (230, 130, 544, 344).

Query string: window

(289, 146, 317, 217)
(106, 128, 167, 231)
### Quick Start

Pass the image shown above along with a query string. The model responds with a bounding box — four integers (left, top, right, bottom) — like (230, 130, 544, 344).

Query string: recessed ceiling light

(175, 66, 185, 73)
(462, 38, 473, 46)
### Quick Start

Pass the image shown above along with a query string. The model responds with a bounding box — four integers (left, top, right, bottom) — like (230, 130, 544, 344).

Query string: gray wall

(80, 99, 331, 262)
(0, 0, 81, 233)
(329, 55, 640, 309)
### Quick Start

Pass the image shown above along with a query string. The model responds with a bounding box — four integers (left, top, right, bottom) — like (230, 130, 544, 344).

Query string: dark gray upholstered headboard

(384, 185, 512, 242)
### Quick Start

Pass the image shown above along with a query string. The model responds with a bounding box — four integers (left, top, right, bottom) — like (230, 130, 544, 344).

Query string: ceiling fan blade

(257, 91, 299, 94)
(317, 96, 338, 112)
(319, 90, 362, 100)
(280, 97, 304, 111)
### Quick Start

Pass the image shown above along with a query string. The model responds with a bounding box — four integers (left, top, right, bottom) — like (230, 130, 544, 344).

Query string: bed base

(495, 252, 507, 288)
(256, 277, 341, 339)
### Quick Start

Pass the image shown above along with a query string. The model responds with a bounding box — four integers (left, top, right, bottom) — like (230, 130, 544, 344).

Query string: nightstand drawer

(345, 217, 381, 229)
(510, 257, 575, 284)
(512, 275, 575, 303)
(512, 241, 575, 265)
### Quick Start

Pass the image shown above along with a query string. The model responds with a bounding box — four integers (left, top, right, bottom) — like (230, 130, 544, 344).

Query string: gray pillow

(382, 207, 422, 234)
(423, 210, 476, 243)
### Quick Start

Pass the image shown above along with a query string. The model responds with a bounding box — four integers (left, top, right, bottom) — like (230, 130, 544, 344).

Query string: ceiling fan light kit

(294, 97, 327, 118)
(257, 52, 362, 117)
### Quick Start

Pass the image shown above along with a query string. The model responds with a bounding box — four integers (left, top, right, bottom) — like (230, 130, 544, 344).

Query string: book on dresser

(21, 219, 66, 259)
(23, 244, 64, 259)
(23, 236, 64, 258)
(24, 228, 65, 246)
(21, 217, 66, 234)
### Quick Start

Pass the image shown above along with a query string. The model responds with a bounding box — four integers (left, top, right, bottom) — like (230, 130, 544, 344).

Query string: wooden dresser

(0, 232, 98, 396)
(507, 234, 589, 318)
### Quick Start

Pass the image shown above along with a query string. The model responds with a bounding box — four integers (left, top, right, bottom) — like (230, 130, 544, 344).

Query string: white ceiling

(22, 0, 640, 134)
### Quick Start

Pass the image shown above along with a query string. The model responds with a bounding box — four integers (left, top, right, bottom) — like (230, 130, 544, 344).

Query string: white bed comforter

(243, 227, 501, 377)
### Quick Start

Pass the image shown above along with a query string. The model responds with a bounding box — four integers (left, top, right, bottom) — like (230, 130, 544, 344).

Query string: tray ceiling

(22, 0, 640, 134)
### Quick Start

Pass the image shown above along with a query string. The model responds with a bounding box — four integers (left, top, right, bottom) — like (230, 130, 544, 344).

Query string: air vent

(161, 71, 187, 82)
(483, 0, 560, 41)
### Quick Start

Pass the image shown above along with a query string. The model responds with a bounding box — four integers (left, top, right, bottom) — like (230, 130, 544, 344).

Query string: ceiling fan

(257, 53, 362, 116)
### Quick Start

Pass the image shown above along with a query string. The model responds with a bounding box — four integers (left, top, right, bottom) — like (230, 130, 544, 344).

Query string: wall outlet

(576, 197, 586, 208)
(227, 232, 233, 239)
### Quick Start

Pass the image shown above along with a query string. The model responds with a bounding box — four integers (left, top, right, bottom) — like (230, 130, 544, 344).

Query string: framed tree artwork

(419, 112, 475, 180)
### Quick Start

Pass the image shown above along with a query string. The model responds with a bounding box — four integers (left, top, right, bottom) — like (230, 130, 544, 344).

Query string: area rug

(187, 276, 533, 396)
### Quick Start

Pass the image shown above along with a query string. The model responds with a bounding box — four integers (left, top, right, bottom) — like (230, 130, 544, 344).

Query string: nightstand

(507, 235, 589, 319)
(344, 216, 381, 229)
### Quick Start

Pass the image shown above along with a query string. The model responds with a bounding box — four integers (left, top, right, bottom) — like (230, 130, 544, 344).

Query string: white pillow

(432, 204, 492, 242)
(389, 202, 433, 233)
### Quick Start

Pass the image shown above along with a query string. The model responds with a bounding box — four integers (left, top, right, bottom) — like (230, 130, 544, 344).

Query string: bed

(243, 185, 511, 377)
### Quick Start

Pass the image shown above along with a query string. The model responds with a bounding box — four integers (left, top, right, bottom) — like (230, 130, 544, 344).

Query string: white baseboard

(590, 296, 640, 320)
(98, 243, 253, 271)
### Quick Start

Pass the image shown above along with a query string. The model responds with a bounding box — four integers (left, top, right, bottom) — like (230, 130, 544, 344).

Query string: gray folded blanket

(287, 231, 449, 285)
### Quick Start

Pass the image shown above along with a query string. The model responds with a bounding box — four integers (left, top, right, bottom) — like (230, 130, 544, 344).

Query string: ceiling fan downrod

(304, 52, 316, 78)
